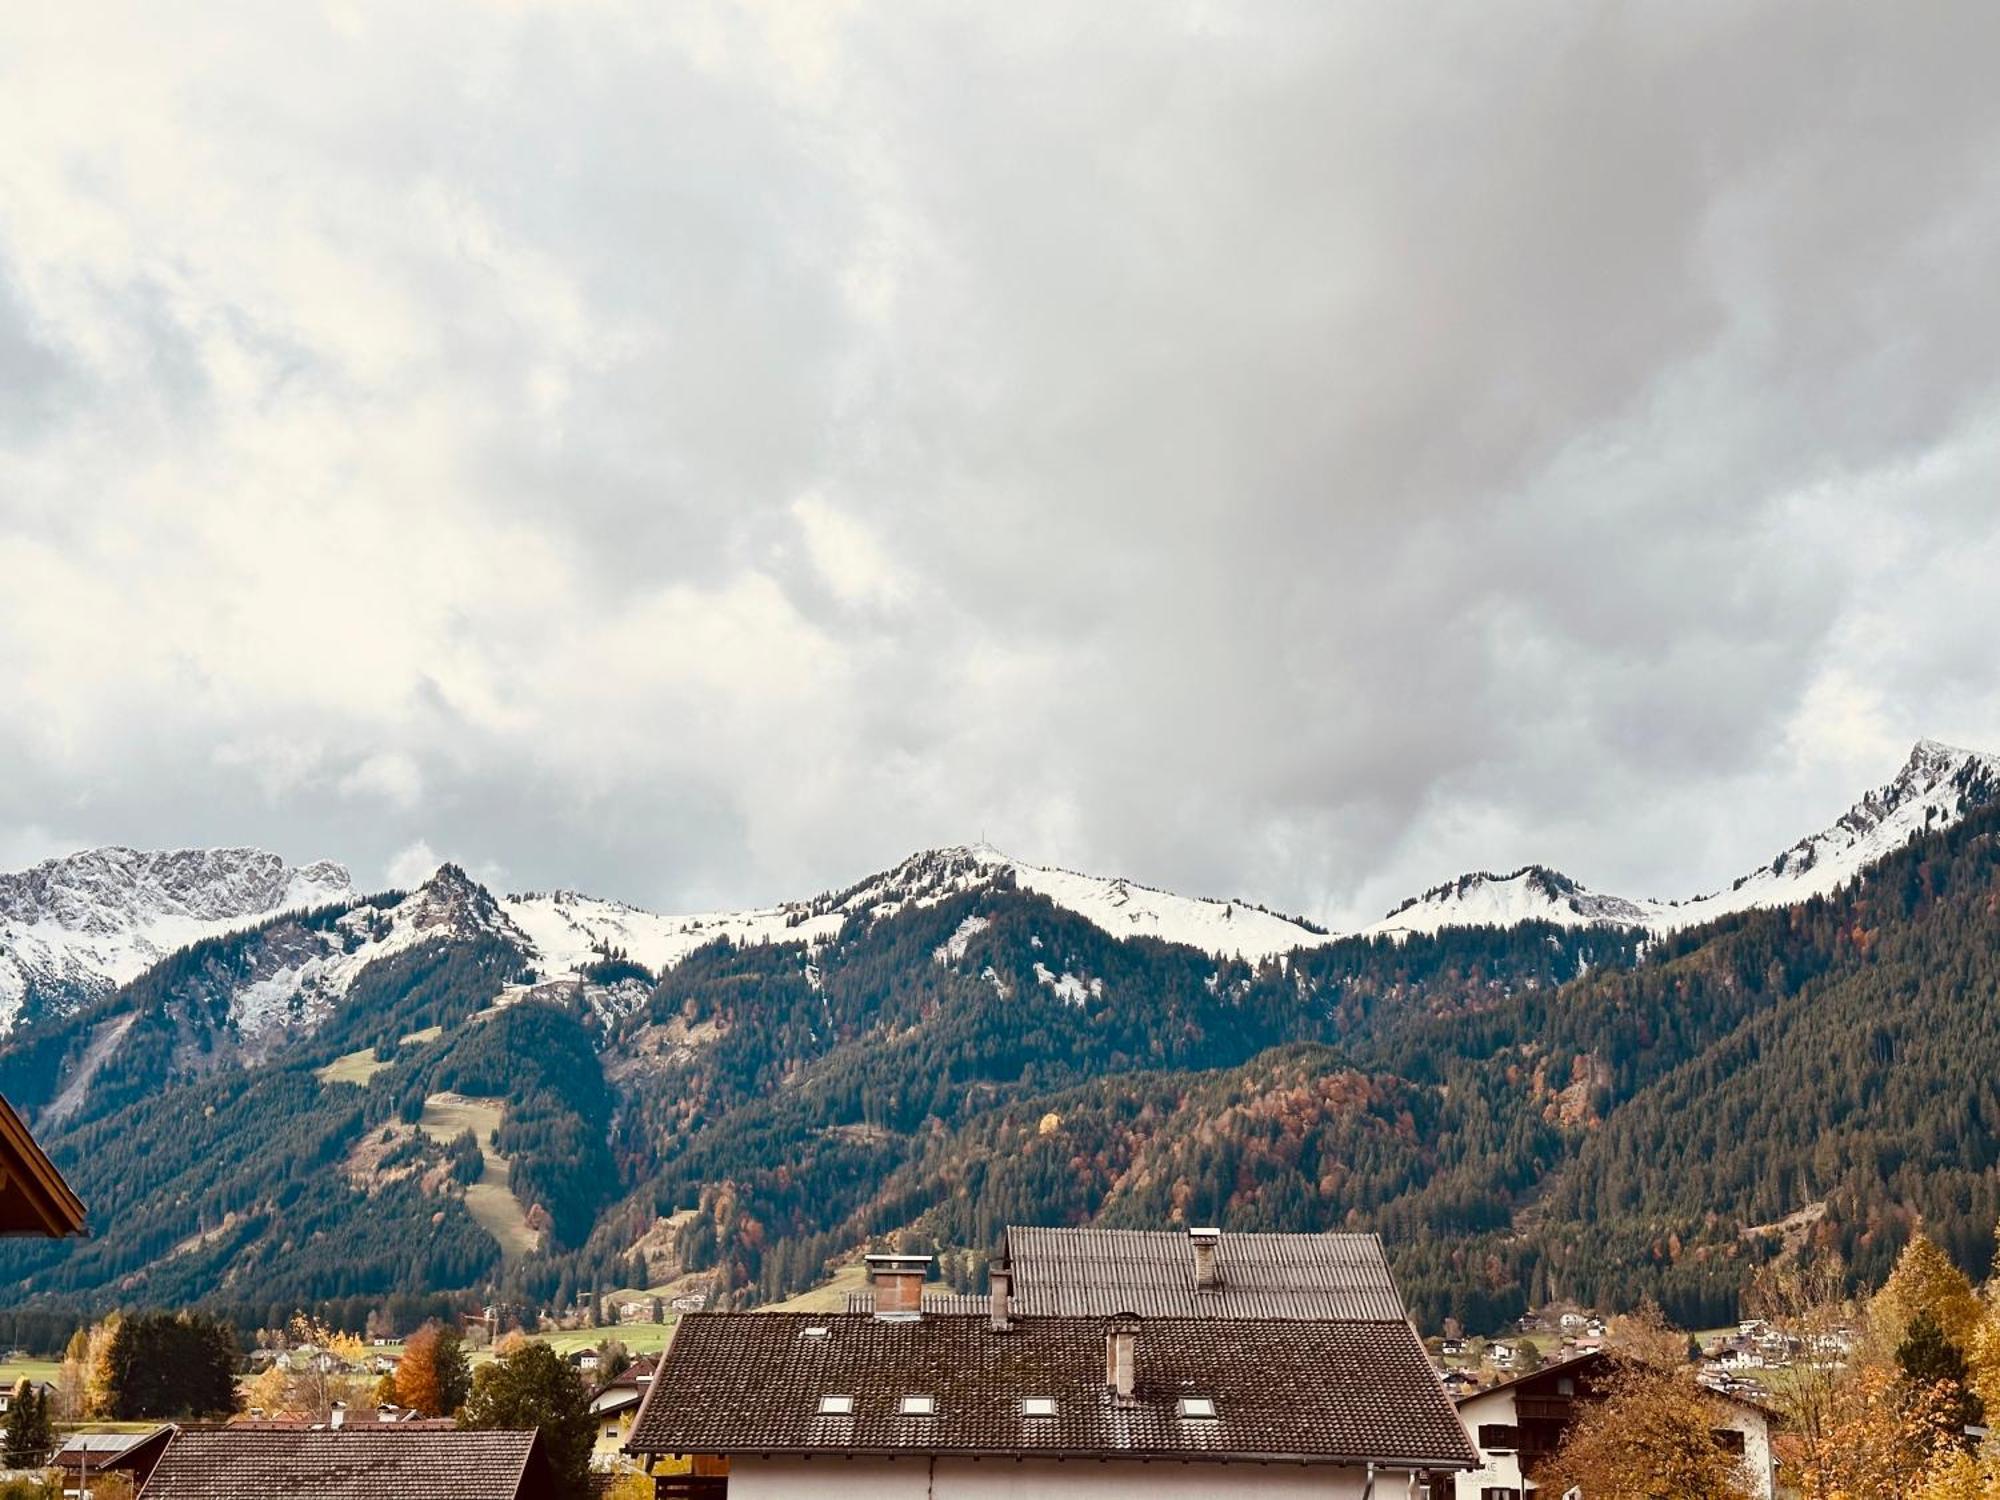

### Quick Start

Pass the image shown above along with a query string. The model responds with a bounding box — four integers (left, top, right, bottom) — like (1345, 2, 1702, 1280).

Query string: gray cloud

(3, 0, 2000, 926)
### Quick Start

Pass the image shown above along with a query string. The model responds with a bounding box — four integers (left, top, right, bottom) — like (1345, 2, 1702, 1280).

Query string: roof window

(1176, 1396, 1218, 1420)
(1021, 1397, 1057, 1417)
(801, 1326, 830, 1340)
(818, 1395, 854, 1415)
(899, 1395, 935, 1416)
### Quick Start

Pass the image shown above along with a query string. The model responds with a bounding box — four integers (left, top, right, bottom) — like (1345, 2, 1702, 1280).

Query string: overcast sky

(5, 1, 2000, 927)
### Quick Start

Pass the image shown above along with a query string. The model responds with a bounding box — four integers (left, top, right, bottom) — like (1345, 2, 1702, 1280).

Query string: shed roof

(628, 1312, 1474, 1469)
(1002, 1227, 1406, 1320)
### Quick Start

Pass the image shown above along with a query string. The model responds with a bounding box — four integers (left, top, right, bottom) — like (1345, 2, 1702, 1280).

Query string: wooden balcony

(1514, 1396, 1574, 1421)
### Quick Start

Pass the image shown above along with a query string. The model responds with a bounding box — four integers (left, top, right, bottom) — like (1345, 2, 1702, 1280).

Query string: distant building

(591, 1356, 658, 1470)
(629, 1238, 1476, 1497)
(0, 1378, 56, 1414)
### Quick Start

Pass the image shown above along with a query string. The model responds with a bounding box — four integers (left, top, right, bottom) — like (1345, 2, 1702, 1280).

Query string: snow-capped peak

(838, 842, 1334, 962)
(1370, 740, 2000, 938)
(1365, 865, 1654, 938)
(1647, 738, 2000, 930)
(0, 846, 353, 1034)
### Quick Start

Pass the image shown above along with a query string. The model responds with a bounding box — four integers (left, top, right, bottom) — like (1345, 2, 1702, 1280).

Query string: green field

(417, 1094, 541, 1263)
(763, 1260, 869, 1312)
(0, 1358, 58, 1389)
(315, 1047, 391, 1087)
(532, 1323, 679, 1359)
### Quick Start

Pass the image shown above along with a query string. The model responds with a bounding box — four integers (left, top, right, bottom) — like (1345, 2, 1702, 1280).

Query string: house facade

(1450, 1352, 1777, 1500)
(592, 1356, 657, 1469)
(630, 1240, 1475, 1498)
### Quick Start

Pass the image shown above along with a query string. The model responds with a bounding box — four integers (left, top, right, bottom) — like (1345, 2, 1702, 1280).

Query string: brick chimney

(1105, 1314, 1140, 1406)
(865, 1253, 932, 1319)
(989, 1264, 1013, 1332)
(1189, 1226, 1222, 1293)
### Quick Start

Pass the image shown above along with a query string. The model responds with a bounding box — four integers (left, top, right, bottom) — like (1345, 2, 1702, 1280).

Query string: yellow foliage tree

(1538, 1361, 1754, 1499)
(1876, 1232, 1982, 1349)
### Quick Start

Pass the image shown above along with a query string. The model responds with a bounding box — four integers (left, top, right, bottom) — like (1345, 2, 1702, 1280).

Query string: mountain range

(10, 739, 1994, 1032)
(2, 738, 1998, 1346)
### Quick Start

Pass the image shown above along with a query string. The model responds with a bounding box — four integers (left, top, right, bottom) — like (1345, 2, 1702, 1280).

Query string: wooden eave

(0, 1093, 86, 1237)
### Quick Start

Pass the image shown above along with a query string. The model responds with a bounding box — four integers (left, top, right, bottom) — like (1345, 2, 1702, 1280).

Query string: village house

(1450, 1350, 1778, 1500)
(0, 1378, 56, 1415)
(591, 1355, 657, 1469)
(630, 1232, 1476, 1497)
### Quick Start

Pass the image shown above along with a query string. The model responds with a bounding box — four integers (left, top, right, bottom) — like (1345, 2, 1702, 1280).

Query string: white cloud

(3, 0, 2000, 921)
(339, 753, 425, 811)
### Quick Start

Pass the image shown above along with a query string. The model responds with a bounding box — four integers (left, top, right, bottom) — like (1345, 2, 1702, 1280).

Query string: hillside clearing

(417, 1093, 541, 1263)
(315, 1047, 390, 1087)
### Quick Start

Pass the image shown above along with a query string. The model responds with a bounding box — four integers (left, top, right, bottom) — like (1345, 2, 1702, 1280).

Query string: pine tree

(2, 1380, 35, 1467)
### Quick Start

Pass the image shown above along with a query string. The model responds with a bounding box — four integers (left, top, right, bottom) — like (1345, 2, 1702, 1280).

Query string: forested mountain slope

(3, 746, 1999, 1346)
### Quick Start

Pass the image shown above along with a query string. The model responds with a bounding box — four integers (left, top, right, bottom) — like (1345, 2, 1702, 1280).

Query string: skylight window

(1021, 1397, 1057, 1417)
(802, 1326, 830, 1340)
(1177, 1396, 1218, 1420)
(818, 1395, 854, 1415)
(900, 1395, 936, 1416)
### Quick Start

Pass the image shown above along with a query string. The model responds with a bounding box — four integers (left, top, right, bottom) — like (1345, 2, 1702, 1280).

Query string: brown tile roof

(0, 1094, 85, 1237)
(1001, 1227, 1407, 1320)
(130, 1427, 551, 1499)
(628, 1313, 1475, 1469)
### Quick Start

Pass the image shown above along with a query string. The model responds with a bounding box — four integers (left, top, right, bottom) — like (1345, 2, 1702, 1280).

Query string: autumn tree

(394, 1320, 472, 1417)
(1897, 1314, 1983, 1452)
(461, 1340, 595, 1498)
(1538, 1315, 1753, 1500)
(1876, 1232, 1982, 1349)
(243, 1314, 369, 1421)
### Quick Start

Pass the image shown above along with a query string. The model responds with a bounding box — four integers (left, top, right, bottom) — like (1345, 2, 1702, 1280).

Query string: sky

(4, 1, 2000, 929)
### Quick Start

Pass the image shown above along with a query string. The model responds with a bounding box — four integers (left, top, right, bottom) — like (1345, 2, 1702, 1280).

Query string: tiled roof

(628, 1313, 1474, 1469)
(1002, 1227, 1407, 1320)
(130, 1427, 548, 1499)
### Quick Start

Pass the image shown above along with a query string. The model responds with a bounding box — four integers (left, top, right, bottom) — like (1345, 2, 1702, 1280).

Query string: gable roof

(1002, 1227, 1406, 1320)
(1454, 1349, 1612, 1407)
(129, 1427, 549, 1499)
(0, 1094, 86, 1237)
(628, 1312, 1475, 1470)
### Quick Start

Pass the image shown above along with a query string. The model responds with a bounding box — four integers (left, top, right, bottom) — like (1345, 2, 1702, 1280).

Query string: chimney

(329, 1402, 346, 1429)
(1189, 1226, 1222, 1293)
(989, 1265, 1012, 1332)
(1105, 1314, 1140, 1406)
(865, 1252, 932, 1319)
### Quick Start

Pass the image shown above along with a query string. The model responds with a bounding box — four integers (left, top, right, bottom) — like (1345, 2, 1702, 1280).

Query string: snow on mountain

(0, 847, 352, 1035)
(832, 843, 1335, 962)
(503, 842, 1336, 981)
(499, 888, 846, 980)
(1370, 740, 2000, 937)
(10, 740, 1994, 1030)
(222, 864, 514, 1045)
(1365, 865, 1654, 938)
(1645, 739, 2000, 931)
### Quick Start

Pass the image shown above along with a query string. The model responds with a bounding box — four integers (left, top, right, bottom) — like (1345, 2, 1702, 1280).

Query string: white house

(630, 1245, 1476, 1497)
(1451, 1351, 1778, 1500)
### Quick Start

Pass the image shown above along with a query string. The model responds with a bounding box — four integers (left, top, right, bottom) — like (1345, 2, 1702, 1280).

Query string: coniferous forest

(6, 804, 2000, 1349)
